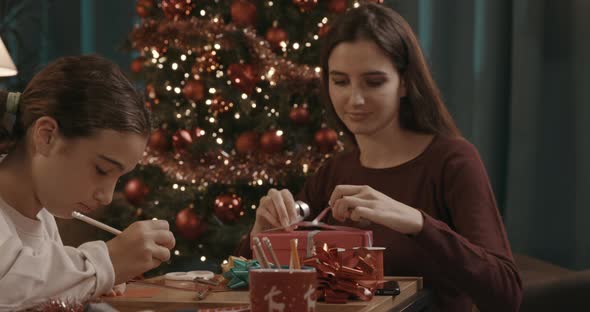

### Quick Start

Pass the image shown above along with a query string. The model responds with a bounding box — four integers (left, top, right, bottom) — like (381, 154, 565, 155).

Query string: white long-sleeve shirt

(0, 196, 115, 311)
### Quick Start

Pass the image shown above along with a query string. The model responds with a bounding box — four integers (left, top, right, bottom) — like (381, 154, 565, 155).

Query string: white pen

(71, 211, 122, 235)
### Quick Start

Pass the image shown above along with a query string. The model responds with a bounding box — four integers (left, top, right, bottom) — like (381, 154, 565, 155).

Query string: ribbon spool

(295, 200, 311, 220)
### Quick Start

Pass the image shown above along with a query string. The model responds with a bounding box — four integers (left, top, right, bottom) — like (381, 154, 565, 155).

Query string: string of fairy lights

(132, 8, 340, 191)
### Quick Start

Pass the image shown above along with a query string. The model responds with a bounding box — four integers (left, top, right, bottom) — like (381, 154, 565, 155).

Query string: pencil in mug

(262, 237, 281, 268)
(252, 237, 271, 268)
(289, 238, 301, 270)
(252, 243, 263, 266)
(71, 211, 122, 235)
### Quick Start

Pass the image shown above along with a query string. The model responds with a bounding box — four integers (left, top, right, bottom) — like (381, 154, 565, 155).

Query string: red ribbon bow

(302, 243, 378, 303)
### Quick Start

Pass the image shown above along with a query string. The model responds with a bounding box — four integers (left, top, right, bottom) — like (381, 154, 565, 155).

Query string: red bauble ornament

(227, 63, 258, 94)
(175, 207, 206, 240)
(182, 80, 205, 102)
(135, 6, 149, 18)
(148, 128, 170, 153)
(130, 57, 145, 73)
(293, 0, 318, 12)
(145, 83, 156, 99)
(192, 126, 205, 139)
(327, 0, 348, 13)
(289, 106, 310, 125)
(172, 129, 193, 153)
(327, 0, 347, 13)
(235, 131, 258, 154)
(124, 178, 149, 206)
(266, 26, 288, 50)
(161, 0, 194, 20)
(230, 0, 257, 27)
(214, 194, 244, 223)
(314, 128, 338, 153)
(209, 96, 231, 114)
(136, 0, 155, 18)
(318, 24, 330, 37)
(260, 130, 284, 154)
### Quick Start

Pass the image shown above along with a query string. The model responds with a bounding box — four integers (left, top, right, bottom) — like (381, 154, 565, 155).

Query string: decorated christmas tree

(102, 0, 382, 273)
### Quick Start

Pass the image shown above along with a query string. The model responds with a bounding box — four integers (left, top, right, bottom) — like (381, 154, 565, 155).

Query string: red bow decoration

(302, 242, 379, 303)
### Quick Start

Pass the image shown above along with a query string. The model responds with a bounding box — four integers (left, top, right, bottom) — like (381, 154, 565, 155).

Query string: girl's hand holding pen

(106, 220, 176, 284)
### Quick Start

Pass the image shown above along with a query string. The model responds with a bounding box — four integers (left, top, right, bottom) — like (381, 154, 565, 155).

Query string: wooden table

(104, 276, 428, 312)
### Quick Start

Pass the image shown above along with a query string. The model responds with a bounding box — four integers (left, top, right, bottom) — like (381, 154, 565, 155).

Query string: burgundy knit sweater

(237, 135, 522, 311)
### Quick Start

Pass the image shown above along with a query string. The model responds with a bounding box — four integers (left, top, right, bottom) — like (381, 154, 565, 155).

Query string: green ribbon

(222, 258, 260, 289)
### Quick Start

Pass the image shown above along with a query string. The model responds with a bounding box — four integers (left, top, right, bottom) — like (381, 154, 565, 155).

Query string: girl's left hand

(103, 283, 126, 297)
(329, 185, 424, 235)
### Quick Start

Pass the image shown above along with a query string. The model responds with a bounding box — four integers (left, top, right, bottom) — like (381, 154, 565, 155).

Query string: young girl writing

(0, 55, 175, 310)
(238, 3, 522, 311)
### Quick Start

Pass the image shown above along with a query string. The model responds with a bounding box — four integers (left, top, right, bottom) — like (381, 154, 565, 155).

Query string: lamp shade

(0, 37, 17, 77)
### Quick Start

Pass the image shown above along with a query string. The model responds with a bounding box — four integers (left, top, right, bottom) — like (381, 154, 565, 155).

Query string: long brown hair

(320, 2, 460, 142)
(0, 55, 151, 153)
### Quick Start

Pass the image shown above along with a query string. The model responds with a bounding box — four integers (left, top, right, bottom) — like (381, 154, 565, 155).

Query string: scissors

(164, 270, 215, 281)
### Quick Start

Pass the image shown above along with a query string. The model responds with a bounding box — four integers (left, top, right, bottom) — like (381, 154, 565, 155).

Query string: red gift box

(251, 224, 373, 266)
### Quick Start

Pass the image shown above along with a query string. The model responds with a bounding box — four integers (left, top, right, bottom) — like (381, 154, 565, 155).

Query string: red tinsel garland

(141, 146, 333, 185)
(130, 17, 320, 93)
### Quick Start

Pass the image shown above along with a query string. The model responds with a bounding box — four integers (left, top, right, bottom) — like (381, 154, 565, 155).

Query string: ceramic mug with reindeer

(249, 267, 317, 312)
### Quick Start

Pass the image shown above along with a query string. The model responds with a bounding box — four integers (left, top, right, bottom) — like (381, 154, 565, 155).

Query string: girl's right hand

(103, 283, 126, 297)
(252, 188, 299, 234)
(106, 220, 176, 285)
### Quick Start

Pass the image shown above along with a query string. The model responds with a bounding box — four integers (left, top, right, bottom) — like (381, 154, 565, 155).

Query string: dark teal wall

(0, 0, 135, 90)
